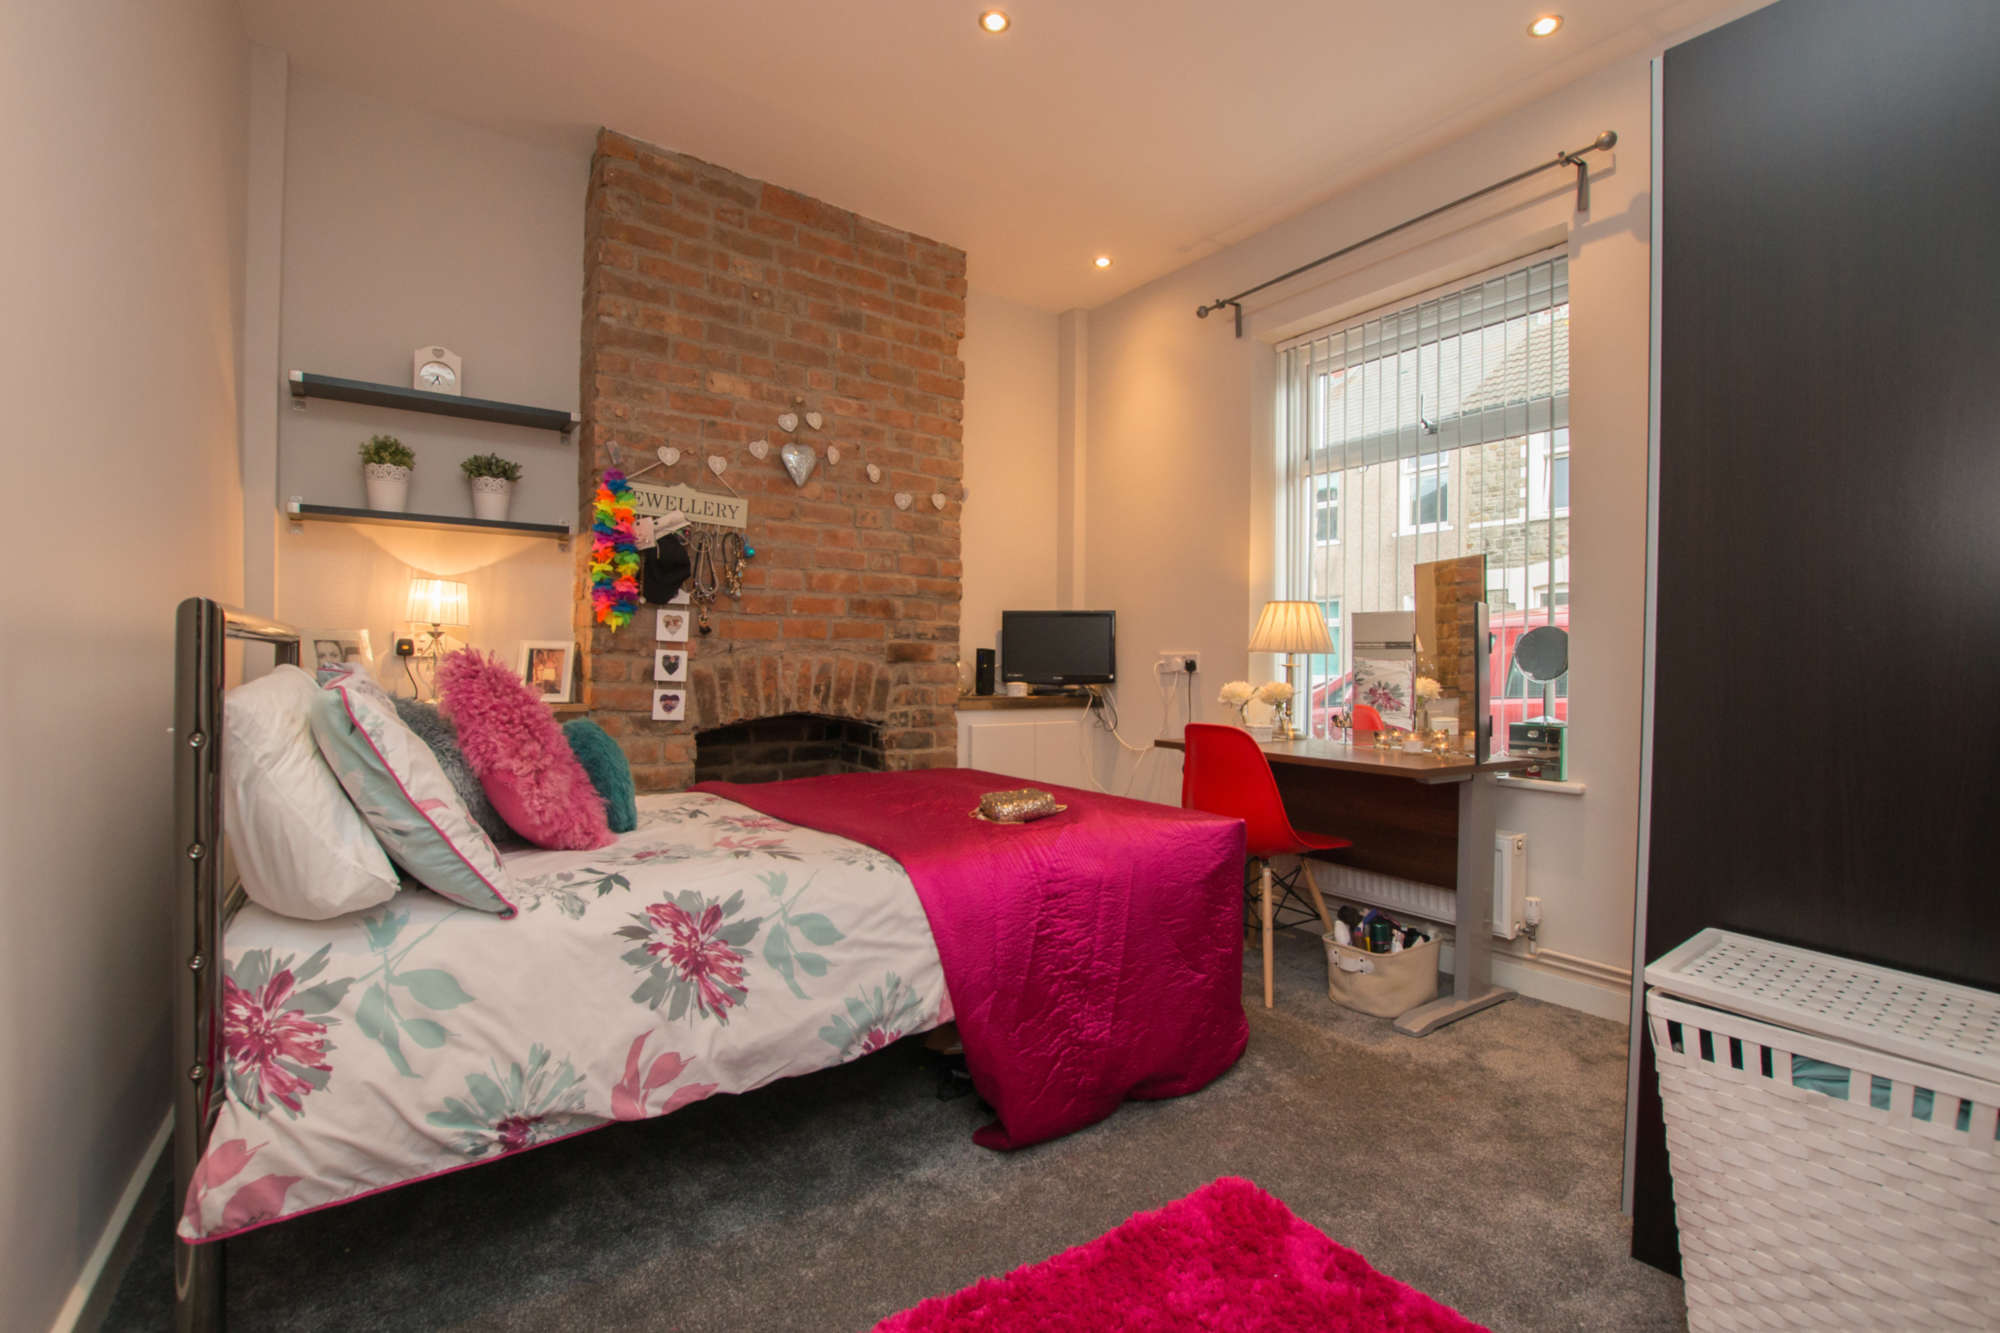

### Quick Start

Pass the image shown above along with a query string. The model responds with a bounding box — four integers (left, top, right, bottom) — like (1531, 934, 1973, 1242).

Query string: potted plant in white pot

(360, 435, 414, 512)
(461, 452, 522, 521)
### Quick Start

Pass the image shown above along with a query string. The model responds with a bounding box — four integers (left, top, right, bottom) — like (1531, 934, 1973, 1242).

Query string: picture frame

(655, 608, 690, 643)
(302, 628, 374, 678)
(654, 649, 687, 683)
(651, 687, 686, 722)
(516, 640, 576, 704)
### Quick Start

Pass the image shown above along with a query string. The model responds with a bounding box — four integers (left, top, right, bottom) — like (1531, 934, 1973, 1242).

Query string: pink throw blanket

(693, 769, 1249, 1149)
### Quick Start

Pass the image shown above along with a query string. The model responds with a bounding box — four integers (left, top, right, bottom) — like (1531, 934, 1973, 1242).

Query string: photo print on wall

(652, 688, 685, 722)
(655, 608, 689, 643)
(654, 649, 687, 683)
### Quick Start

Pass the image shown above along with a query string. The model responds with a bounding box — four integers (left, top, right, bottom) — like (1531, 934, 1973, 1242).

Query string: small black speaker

(974, 648, 996, 695)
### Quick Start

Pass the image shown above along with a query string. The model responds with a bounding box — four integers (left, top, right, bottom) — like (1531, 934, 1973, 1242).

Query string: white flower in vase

(1218, 680, 1255, 724)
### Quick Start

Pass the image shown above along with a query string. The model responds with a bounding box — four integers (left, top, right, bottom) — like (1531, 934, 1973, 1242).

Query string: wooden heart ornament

(826, 445, 841, 465)
(894, 492, 913, 510)
(779, 442, 817, 487)
(748, 440, 769, 460)
(707, 455, 728, 477)
(777, 412, 799, 433)
(804, 411, 824, 430)
(931, 492, 947, 510)
(866, 463, 882, 483)
(657, 446, 680, 467)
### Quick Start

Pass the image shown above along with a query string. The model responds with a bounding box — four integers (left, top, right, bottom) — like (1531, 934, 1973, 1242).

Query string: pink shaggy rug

(873, 1177, 1485, 1333)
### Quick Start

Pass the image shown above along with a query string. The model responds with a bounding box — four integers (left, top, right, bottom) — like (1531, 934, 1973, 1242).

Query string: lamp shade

(405, 577, 470, 628)
(1247, 600, 1333, 655)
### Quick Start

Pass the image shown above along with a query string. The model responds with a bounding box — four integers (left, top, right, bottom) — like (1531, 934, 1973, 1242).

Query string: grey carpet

(100, 927, 1684, 1331)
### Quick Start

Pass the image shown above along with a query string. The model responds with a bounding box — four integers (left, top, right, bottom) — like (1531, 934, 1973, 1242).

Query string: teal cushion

(563, 720, 636, 834)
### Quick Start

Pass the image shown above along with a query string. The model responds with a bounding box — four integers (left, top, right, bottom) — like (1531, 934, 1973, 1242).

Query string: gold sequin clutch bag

(974, 788, 1065, 823)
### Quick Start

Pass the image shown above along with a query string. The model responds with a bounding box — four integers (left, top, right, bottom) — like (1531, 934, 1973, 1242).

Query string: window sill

(1495, 773, 1586, 797)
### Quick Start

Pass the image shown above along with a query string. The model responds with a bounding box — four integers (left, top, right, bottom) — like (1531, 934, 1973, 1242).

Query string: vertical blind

(1276, 250, 1571, 734)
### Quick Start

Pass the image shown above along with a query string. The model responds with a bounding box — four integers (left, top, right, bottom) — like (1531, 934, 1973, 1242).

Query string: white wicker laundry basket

(1646, 929, 2000, 1332)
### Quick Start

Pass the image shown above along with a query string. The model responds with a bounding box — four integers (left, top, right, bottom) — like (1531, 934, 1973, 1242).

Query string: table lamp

(1248, 600, 1332, 741)
(404, 577, 469, 700)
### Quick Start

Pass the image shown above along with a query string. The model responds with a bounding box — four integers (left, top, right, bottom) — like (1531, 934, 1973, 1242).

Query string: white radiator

(1310, 833, 1528, 940)
(1492, 830, 1527, 940)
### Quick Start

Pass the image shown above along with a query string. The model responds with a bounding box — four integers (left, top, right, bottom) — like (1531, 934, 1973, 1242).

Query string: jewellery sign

(628, 482, 747, 529)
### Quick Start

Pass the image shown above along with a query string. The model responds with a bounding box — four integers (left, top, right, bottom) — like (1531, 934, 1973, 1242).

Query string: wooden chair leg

(1299, 859, 1335, 934)
(1261, 862, 1275, 1009)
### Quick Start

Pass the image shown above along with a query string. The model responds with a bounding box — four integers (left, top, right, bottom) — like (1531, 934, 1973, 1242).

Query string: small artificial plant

(359, 434, 415, 469)
(459, 452, 523, 482)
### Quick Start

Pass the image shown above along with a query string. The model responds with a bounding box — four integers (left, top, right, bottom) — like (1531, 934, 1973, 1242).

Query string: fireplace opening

(693, 713, 886, 785)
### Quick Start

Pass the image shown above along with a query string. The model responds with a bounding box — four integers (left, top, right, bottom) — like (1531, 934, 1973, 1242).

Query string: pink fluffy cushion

(437, 650, 614, 851)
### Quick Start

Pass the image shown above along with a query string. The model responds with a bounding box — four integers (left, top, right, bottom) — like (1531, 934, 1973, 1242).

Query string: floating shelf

(289, 371, 578, 436)
(286, 500, 571, 546)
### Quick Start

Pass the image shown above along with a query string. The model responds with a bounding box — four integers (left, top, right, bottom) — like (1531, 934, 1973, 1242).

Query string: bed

(170, 600, 1247, 1331)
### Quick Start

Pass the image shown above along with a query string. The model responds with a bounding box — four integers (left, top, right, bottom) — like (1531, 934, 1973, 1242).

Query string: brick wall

(576, 129, 967, 790)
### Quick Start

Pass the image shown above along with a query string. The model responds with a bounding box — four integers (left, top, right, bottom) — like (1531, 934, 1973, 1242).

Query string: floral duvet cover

(183, 792, 950, 1241)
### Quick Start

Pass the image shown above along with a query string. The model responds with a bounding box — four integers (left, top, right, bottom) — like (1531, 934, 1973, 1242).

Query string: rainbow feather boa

(589, 469, 641, 630)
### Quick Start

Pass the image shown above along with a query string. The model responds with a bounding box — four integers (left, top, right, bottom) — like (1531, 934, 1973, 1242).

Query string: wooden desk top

(1154, 735, 1534, 785)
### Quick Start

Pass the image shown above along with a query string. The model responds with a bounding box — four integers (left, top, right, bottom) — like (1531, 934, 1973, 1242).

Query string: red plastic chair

(1181, 723, 1353, 1009)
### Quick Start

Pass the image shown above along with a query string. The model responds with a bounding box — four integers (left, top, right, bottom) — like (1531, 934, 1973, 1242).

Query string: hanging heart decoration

(707, 455, 728, 477)
(748, 440, 769, 460)
(866, 463, 882, 483)
(804, 411, 824, 430)
(931, 493, 947, 510)
(826, 445, 841, 465)
(894, 492, 913, 510)
(777, 412, 799, 433)
(657, 446, 680, 467)
(779, 442, 817, 487)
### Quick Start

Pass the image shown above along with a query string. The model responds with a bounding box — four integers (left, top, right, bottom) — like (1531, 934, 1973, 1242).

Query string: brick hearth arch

(691, 652, 890, 733)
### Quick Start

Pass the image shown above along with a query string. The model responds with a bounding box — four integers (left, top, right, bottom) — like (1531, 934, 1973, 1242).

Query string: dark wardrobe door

(1635, 0, 2000, 1271)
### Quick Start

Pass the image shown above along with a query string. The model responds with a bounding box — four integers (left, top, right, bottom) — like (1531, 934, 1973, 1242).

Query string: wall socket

(1156, 650, 1200, 674)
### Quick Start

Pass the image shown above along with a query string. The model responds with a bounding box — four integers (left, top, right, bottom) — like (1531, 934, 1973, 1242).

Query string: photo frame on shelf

(517, 640, 576, 704)
(654, 649, 687, 683)
(302, 628, 375, 680)
(651, 688, 686, 722)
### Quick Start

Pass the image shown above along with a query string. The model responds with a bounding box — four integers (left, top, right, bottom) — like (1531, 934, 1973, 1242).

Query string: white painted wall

(0, 1, 249, 1327)
(959, 288, 1061, 670)
(269, 70, 587, 683)
(1080, 58, 1657, 1011)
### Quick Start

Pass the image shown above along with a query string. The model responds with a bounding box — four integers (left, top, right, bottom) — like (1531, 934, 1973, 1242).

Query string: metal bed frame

(172, 598, 301, 1333)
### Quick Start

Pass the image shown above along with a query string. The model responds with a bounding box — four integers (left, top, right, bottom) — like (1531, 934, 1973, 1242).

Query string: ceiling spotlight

(979, 9, 1010, 34)
(1527, 14, 1563, 37)
(1093, 255, 1113, 269)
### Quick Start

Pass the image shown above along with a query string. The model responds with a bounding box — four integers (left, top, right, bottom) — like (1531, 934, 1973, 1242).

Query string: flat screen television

(1000, 610, 1116, 686)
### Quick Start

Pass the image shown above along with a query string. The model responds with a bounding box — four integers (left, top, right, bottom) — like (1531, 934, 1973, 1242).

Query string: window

(1399, 453, 1450, 532)
(1314, 479, 1339, 544)
(1277, 252, 1571, 739)
(1527, 430, 1569, 519)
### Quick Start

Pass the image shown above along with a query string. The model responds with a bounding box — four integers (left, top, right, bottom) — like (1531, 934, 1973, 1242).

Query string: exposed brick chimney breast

(577, 130, 967, 790)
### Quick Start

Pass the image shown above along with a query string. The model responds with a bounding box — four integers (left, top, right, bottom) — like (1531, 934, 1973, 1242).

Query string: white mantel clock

(413, 345, 462, 396)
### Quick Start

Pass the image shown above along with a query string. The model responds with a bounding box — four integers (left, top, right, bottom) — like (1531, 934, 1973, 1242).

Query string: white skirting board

(47, 1111, 171, 1333)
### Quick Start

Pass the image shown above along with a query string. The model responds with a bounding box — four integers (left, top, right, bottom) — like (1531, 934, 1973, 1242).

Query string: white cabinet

(955, 705, 1090, 788)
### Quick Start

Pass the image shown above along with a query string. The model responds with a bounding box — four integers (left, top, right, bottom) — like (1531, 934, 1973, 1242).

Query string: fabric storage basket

(1323, 934, 1440, 1018)
(1646, 929, 2000, 1332)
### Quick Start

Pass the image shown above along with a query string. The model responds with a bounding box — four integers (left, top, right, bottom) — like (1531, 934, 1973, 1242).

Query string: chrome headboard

(172, 598, 299, 1333)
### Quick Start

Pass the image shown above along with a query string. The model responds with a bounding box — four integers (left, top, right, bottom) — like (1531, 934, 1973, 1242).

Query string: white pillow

(222, 664, 401, 920)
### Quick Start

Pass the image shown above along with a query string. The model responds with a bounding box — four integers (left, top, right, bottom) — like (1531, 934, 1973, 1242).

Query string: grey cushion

(391, 697, 520, 848)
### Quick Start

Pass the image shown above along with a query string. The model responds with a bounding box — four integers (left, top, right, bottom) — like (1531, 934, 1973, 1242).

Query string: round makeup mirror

(1513, 624, 1569, 683)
